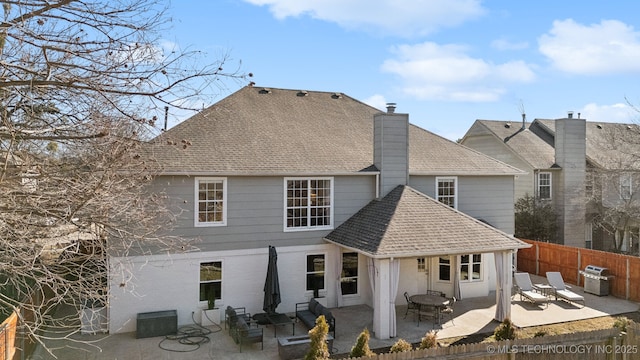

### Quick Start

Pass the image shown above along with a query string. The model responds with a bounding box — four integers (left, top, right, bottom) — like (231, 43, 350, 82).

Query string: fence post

(627, 258, 630, 300)
(577, 249, 581, 287)
(535, 243, 540, 275)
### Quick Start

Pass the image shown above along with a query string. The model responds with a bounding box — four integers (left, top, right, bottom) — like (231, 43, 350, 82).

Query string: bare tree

(586, 120, 640, 254)
(0, 0, 249, 354)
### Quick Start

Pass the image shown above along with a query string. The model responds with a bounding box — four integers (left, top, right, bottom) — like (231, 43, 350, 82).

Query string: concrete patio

(30, 276, 639, 359)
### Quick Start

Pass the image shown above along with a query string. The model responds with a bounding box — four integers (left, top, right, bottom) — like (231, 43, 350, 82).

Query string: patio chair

(404, 292, 418, 319)
(439, 297, 456, 325)
(513, 273, 549, 307)
(546, 272, 585, 307)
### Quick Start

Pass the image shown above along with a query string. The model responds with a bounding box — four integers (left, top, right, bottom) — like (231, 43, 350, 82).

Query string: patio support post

(372, 258, 391, 339)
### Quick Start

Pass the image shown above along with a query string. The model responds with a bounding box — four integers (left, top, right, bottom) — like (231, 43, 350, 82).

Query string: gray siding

(555, 118, 586, 247)
(461, 134, 533, 201)
(152, 175, 376, 253)
(374, 112, 409, 197)
(409, 175, 515, 234)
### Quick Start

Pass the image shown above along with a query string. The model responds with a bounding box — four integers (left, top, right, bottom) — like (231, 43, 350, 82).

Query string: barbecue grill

(579, 265, 614, 296)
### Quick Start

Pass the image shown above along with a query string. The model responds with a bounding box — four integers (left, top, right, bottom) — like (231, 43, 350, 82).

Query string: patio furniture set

(404, 290, 457, 326)
(514, 272, 585, 308)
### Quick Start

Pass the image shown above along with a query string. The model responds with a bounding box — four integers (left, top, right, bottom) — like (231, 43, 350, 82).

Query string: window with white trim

(417, 258, 426, 273)
(195, 177, 227, 226)
(199, 261, 222, 303)
(436, 177, 457, 209)
(341, 252, 358, 295)
(620, 173, 632, 200)
(438, 256, 451, 281)
(285, 178, 333, 230)
(460, 254, 482, 282)
(306, 254, 325, 294)
(537, 172, 552, 199)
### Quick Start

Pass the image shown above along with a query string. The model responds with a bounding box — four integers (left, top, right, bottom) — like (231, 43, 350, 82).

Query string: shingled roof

(146, 86, 523, 176)
(471, 120, 556, 169)
(535, 119, 640, 171)
(324, 185, 529, 258)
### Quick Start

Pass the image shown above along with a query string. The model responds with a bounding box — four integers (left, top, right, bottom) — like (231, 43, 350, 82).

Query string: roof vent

(567, 111, 574, 119)
(297, 90, 308, 97)
(331, 93, 342, 99)
(386, 102, 396, 114)
(258, 88, 272, 94)
(596, 124, 603, 129)
(504, 122, 511, 128)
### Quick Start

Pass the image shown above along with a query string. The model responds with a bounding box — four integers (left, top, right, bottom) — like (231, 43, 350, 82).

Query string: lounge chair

(546, 272, 585, 307)
(513, 272, 549, 307)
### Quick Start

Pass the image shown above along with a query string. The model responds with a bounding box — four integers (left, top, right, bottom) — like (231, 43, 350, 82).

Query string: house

(461, 115, 640, 252)
(107, 86, 529, 339)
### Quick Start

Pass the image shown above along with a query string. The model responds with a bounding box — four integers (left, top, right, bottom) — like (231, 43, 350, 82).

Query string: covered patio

(30, 276, 639, 359)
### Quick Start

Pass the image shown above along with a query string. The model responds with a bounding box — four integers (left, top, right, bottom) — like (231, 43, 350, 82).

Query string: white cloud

(243, 0, 485, 37)
(579, 102, 636, 123)
(381, 42, 535, 102)
(363, 94, 388, 111)
(539, 19, 640, 74)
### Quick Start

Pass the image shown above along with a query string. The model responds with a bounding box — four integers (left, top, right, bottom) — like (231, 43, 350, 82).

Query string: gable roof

(147, 86, 523, 176)
(324, 185, 529, 258)
(467, 120, 556, 169)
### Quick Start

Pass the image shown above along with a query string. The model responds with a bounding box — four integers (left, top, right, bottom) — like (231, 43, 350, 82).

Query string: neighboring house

(461, 114, 640, 252)
(108, 86, 529, 339)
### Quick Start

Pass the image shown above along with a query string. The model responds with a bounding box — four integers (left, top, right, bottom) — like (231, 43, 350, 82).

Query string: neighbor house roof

(147, 86, 523, 176)
(535, 119, 640, 171)
(324, 185, 530, 258)
(469, 120, 556, 169)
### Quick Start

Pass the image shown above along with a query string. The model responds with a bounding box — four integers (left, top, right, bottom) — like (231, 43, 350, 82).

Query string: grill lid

(583, 265, 609, 276)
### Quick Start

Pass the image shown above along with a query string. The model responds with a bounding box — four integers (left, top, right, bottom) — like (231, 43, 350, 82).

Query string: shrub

(613, 317, 630, 332)
(304, 315, 330, 360)
(533, 329, 547, 337)
(349, 328, 374, 358)
(389, 338, 412, 353)
(494, 317, 517, 341)
(419, 330, 438, 349)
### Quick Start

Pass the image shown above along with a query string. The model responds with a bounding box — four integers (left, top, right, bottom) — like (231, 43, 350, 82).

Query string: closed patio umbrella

(263, 245, 281, 314)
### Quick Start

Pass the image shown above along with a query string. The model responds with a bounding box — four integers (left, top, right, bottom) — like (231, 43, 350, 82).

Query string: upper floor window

(460, 254, 482, 282)
(306, 254, 325, 295)
(285, 178, 333, 231)
(436, 177, 457, 209)
(195, 177, 227, 227)
(341, 252, 358, 295)
(537, 172, 551, 200)
(620, 173, 632, 200)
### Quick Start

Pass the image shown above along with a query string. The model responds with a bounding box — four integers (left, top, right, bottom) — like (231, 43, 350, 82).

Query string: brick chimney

(374, 103, 409, 198)
(554, 113, 586, 247)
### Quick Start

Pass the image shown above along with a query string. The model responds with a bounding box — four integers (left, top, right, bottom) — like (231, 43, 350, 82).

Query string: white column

(372, 258, 391, 339)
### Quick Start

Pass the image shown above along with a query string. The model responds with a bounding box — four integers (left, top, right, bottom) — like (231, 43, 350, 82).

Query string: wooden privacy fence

(343, 322, 640, 360)
(517, 239, 640, 301)
(0, 312, 17, 360)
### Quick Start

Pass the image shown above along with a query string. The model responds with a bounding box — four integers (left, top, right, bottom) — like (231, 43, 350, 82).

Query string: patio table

(266, 312, 295, 337)
(533, 283, 553, 297)
(409, 294, 449, 324)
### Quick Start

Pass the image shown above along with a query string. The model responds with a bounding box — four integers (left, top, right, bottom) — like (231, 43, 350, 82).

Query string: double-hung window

(199, 261, 222, 303)
(341, 252, 358, 295)
(436, 177, 457, 209)
(285, 178, 333, 231)
(195, 177, 227, 226)
(460, 254, 482, 282)
(620, 174, 632, 200)
(537, 172, 552, 200)
(438, 256, 451, 281)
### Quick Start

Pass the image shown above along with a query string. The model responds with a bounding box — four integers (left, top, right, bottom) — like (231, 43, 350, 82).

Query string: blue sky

(165, 1, 640, 140)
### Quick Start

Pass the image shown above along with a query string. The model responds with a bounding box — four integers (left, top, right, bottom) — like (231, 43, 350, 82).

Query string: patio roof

(324, 185, 530, 258)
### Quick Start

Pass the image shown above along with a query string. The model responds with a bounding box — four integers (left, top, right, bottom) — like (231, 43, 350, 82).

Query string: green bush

(304, 315, 330, 360)
(389, 338, 412, 353)
(494, 317, 518, 340)
(349, 328, 374, 358)
(419, 330, 438, 349)
(613, 317, 630, 332)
